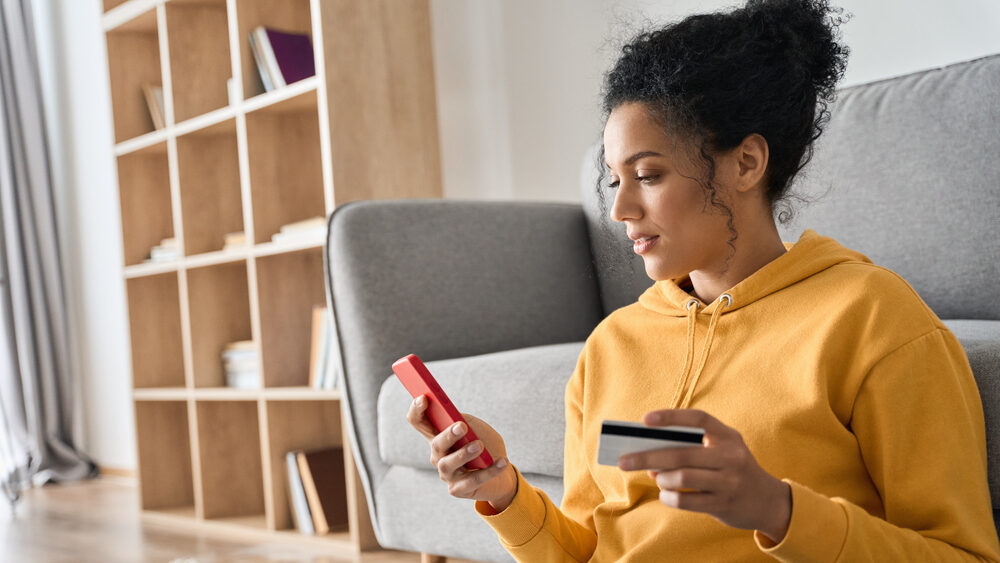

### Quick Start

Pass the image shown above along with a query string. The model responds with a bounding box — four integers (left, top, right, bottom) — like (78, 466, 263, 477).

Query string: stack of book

(223, 231, 247, 251)
(286, 447, 348, 535)
(146, 237, 180, 262)
(249, 26, 315, 93)
(271, 217, 326, 245)
(222, 340, 259, 389)
(309, 306, 339, 390)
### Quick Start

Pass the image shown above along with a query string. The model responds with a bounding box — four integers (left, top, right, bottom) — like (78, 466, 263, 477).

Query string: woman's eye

(637, 174, 660, 184)
(607, 179, 620, 189)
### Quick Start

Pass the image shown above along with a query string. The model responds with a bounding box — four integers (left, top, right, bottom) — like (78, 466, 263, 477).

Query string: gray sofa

(324, 54, 1000, 562)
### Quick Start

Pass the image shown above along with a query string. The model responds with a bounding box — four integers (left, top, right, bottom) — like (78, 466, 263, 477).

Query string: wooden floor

(0, 477, 482, 563)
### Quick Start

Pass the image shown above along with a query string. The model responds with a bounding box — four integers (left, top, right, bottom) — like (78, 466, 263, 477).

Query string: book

(295, 447, 347, 534)
(280, 216, 326, 233)
(249, 26, 315, 91)
(308, 306, 328, 389)
(222, 340, 259, 389)
(272, 217, 327, 245)
(286, 451, 314, 534)
(223, 231, 246, 249)
(147, 237, 179, 262)
(142, 83, 165, 130)
(249, 29, 275, 92)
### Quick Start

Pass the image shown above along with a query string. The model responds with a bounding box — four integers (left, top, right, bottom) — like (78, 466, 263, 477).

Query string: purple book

(262, 27, 315, 87)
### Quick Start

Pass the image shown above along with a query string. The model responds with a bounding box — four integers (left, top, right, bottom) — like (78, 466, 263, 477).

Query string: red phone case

(392, 354, 494, 470)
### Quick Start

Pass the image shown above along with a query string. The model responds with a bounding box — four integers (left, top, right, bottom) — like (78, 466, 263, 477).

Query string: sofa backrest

(777, 54, 1000, 321)
(581, 54, 1000, 321)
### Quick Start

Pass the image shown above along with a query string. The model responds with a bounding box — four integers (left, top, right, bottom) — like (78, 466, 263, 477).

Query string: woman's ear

(734, 134, 769, 193)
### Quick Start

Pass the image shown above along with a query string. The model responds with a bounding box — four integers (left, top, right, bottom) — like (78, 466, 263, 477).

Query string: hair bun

(742, 0, 850, 102)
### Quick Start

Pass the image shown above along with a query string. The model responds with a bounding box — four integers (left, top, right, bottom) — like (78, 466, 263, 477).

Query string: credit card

(598, 420, 704, 467)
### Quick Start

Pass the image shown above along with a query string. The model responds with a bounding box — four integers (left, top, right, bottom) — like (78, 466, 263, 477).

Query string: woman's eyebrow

(606, 150, 665, 169)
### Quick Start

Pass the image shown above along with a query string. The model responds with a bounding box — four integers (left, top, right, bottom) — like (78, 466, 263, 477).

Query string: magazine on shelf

(249, 26, 315, 92)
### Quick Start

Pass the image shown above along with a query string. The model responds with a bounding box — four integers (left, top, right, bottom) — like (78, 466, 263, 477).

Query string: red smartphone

(392, 353, 494, 470)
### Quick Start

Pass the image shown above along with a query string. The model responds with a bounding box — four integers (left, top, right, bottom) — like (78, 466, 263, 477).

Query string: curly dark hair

(596, 0, 850, 267)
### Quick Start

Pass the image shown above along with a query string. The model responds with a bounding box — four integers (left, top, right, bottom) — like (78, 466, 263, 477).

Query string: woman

(407, 0, 1000, 560)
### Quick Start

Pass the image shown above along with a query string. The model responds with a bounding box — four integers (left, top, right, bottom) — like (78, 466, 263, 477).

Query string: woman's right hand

(407, 395, 518, 511)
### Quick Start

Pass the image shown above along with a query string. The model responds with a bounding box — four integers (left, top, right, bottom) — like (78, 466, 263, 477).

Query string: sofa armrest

(323, 199, 603, 535)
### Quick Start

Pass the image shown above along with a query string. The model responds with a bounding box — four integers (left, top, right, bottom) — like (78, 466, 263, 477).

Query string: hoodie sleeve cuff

(474, 465, 547, 547)
(754, 479, 848, 562)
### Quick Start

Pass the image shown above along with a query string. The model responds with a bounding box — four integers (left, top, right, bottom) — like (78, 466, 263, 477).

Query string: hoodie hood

(636, 229, 873, 409)
(638, 229, 873, 317)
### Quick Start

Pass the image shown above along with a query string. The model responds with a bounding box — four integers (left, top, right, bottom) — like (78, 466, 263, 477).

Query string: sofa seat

(378, 341, 584, 477)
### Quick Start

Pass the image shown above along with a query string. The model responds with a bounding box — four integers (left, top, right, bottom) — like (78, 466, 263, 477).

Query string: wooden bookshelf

(103, 0, 442, 555)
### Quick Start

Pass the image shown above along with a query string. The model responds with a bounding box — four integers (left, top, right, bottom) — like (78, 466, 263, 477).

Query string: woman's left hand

(617, 408, 792, 544)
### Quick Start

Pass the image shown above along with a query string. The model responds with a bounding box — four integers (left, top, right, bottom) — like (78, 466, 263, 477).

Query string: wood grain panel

(245, 94, 324, 244)
(166, 1, 232, 122)
(118, 146, 173, 266)
(322, 0, 442, 205)
(127, 272, 185, 388)
(255, 248, 325, 387)
(176, 121, 243, 256)
(196, 400, 265, 518)
(186, 261, 253, 388)
(135, 401, 194, 510)
(106, 10, 162, 141)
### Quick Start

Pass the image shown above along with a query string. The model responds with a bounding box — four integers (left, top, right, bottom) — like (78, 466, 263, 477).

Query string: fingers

(443, 455, 510, 498)
(429, 420, 469, 462)
(406, 396, 438, 440)
(653, 467, 719, 493)
(435, 433, 480, 476)
(642, 408, 737, 448)
(657, 488, 717, 512)
(619, 442, 722, 472)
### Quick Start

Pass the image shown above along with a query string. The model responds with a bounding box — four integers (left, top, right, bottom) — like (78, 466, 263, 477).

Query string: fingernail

(619, 457, 635, 471)
(496, 458, 508, 469)
(468, 442, 481, 454)
(415, 396, 424, 406)
(452, 423, 465, 436)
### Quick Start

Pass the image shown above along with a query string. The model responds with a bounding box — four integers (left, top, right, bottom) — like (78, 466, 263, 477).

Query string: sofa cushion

(945, 320, 1000, 511)
(378, 342, 584, 477)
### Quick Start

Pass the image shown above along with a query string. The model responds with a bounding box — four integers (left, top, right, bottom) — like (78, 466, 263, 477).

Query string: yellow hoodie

(475, 229, 1000, 562)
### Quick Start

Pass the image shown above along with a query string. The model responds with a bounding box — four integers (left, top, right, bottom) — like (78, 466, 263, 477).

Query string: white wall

(34, 0, 1000, 470)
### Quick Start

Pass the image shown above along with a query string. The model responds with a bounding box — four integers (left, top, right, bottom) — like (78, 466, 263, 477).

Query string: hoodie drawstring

(669, 293, 732, 409)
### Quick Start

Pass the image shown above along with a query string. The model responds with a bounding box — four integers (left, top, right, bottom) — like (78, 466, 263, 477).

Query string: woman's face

(603, 102, 737, 282)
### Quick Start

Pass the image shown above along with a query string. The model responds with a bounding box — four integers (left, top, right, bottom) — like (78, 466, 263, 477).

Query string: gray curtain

(0, 0, 96, 505)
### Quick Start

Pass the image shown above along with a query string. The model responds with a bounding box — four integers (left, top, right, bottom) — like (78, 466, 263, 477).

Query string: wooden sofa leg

(420, 554, 446, 563)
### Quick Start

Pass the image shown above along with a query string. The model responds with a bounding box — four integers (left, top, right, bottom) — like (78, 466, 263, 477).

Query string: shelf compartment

(106, 7, 164, 142)
(164, 0, 232, 122)
(195, 400, 266, 519)
(135, 400, 195, 511)
(176, 119, 244, 257)
(245, 90, 325, 244)
(255, 247, 325, 388)
(186, 261, 254, 388)
(263, 399, 345, 532)
(234, 0, 314, 100)
(126, 272, 185, 388)
(117, 143, 173, 269)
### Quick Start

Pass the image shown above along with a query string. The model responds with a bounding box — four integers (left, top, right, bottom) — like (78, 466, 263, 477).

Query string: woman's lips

(633, 236, 659, 254)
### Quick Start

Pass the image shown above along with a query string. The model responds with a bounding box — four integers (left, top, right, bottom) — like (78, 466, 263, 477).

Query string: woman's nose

(610, 184, 639, 223)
